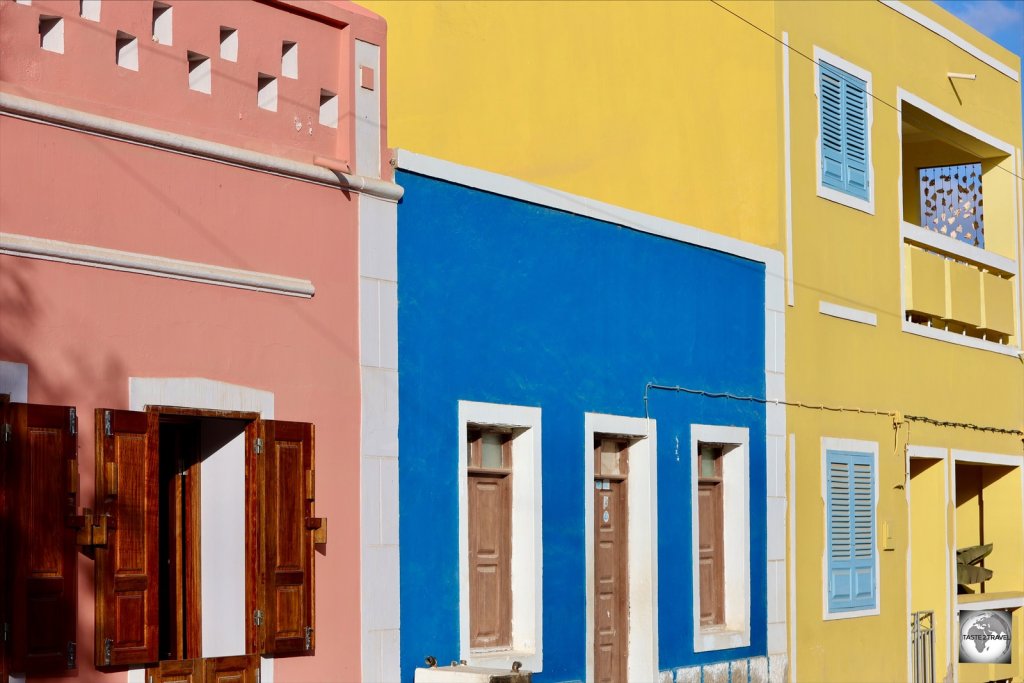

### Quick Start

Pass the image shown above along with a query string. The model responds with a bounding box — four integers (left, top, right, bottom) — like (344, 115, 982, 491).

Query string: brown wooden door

(467, 471, 512, 649)
(258, 420, 315, 656)
(95, 408, 160, 667)
(0, 395, 10, 683)
(594, 478, 628, 683)
(147, 655, 259, 683)
(8, 402, 79, 675)
(697, 445, 725, 627)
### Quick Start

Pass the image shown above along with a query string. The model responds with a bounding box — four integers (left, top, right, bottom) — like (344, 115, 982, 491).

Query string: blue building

(393, 151, 787, 683)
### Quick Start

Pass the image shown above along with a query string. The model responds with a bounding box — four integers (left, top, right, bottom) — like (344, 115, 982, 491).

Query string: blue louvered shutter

(819, 62, 870, 201)
(826, 450, 876, 613)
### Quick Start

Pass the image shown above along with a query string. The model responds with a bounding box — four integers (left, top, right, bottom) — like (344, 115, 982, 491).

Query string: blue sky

(935, 0, 1024, 129)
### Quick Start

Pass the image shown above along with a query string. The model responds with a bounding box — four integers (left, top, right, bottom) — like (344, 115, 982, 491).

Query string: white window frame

(690, 424, 750, 652)
(821, 437, 880, 621)
(813, 46, 875, 215)
(583, 413, 659, 682)
(457, 401, 543, 672)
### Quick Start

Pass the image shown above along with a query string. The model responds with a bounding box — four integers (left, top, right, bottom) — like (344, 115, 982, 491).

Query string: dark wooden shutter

(204, 654, 260, 683)
(0, 395, 11, 682)
(95, 409, 160, 666)
(258, 420, 315, 656)
(7, 402, 79, 674)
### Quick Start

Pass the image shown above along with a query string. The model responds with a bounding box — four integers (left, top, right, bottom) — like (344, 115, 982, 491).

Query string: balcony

(899, 92, 1019, 355)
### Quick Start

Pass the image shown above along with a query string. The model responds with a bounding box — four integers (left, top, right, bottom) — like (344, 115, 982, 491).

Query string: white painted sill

(817, 184, 875, 215)
(467, 649, 541, 673)
(694, 626, 750, 652)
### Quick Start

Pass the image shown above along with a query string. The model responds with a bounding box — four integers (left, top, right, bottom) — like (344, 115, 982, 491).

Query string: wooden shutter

(147, 655, 259, 683)
(7, 402, 79, 675)
(0, 395, 9, 683)
(820, 62, 869, 200)
(258, 420, 315, 656)
(819, 63, 846, 191)
(826, 450, 876, 613)
(95, 409, 160, 666)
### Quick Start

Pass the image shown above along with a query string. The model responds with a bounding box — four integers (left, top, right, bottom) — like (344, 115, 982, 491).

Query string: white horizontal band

(0, 91, 403, 202)
(902, 222, 1017, 275)
(0, 232, 315, 297)
(818, 300, 878, 326)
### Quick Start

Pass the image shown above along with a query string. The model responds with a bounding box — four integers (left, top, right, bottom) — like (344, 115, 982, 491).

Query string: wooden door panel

(9, 402, 78, 675)
(0, 396, 8, 683)
(593, 481, 627, 683)
(96, 409, 160, 667)
(259, 420, 315, 656)
(697, 481, 724, 626)
(147, 657, 202, 683)
(204, 654, 260, 683)
(468, 472, 511, 649)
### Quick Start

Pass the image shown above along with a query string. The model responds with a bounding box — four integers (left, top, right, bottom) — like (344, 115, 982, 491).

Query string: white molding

(788, 433, 797, 683)
(901, 222, 1016, 275)
(813, 47, 876, 216)
(782, 31, 795, 308)
(0, 232, 315, 298)
(907, 444, 947, 460)
(395, 150, 781, 269)
(956, 596, 1024, 611)
(690, 425, 751, 652)
(880, 1, 1019, 82)
(901, 320, 1021, 357)
(0, 91, 403, 202)
(821, 437, 881, 621)
(583, 413, 658, 683)
(951, 449, 1021, 467)
(818, 300, 878, 326)
(457, 401, 543, 673)
(896, 89, 1015, 156)
(0, 361, 28, 402)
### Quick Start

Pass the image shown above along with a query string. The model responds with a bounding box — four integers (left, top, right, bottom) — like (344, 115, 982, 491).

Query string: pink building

(0, 1, 400, 681)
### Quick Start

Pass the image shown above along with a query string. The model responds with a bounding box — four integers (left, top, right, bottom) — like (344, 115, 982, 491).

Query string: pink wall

(1, 1, 388, 681)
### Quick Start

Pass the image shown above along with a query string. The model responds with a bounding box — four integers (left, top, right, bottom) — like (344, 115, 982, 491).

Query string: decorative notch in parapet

(187, 50, 211, 94)
(39, 15, 64, 54)
(219, 26, 238, 61)
(257, 73, 278, 111)
(115, 31, 139, 71)
(80, 0, 100, 22)
(360, 65, 375, 91)
(281, 40, 298, 79)
(152, 2, 172, 46)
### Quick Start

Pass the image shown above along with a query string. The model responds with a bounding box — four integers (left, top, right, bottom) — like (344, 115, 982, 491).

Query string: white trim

(583, 413, 658, 683)
(0, 232, 315, 298)
(782, 31, 795, 308)
(951, 449, 1022, 467)
(880, 1, 1020, 82)
(897, 89, 1015, 156)
(900, 222, 1016, 276)
(813, 47, 876, 216)
(821, 437, 881, 621)
(0, 91, 403, 202)
(395, 150, 781, 269)
(788, 433, 797, 683)
(1015, 149, 1023, 344)
(901, 320, 1021, 357)
(956, 596, 1024, 611)
(907, 444, 947, 460)
(690, 425, 751, 652)
(0, 361, 28, 402)
(818, 300, 878, 326)
(457, 401, 543, 673)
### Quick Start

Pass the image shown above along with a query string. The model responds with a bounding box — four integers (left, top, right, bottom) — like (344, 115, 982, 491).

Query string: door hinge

(103, 410, 112, 437)
(2, 622, 9, 642)
(304, 626, 312, 651)
(253, 609, 264, 627)
(69, 407, 77, 435)
(255, 437, 263, 455)
(67, 640, 76, 669)
(2, 423, 10, 444)
(103, 637, 112, 665)
(256, 667, 261, 683)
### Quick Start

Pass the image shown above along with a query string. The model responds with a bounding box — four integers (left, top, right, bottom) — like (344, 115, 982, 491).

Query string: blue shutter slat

(842, 72, 870, 199)
(827, 451, 876, 613)
(820, 67, 846, 190)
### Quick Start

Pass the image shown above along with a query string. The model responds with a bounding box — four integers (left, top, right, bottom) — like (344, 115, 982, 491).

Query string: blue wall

(396, 170, 768, 682)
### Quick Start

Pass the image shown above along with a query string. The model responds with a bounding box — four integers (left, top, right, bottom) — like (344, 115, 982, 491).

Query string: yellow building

(361, 0, 1024, 681)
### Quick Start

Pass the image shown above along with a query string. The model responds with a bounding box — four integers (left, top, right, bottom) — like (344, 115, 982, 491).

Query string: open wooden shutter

(95, 409, 160, 666)
(258, 420, 315, 656)
(7, 402, 79, 675)
(0, 395, 11, 682)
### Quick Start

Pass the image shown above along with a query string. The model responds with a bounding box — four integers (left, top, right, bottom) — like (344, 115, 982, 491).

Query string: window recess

(92, 407, 322, 669)
(817, 58, 871, 206)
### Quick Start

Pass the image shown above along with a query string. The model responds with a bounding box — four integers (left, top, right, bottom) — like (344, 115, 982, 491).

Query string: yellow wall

(364, 0, 784, 249)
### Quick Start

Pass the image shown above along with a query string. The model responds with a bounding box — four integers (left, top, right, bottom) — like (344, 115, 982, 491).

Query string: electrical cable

(643, 382, 1024, 437)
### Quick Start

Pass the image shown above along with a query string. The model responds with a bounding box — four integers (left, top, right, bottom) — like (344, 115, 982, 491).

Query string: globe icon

(959, 609, 1012, 664)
